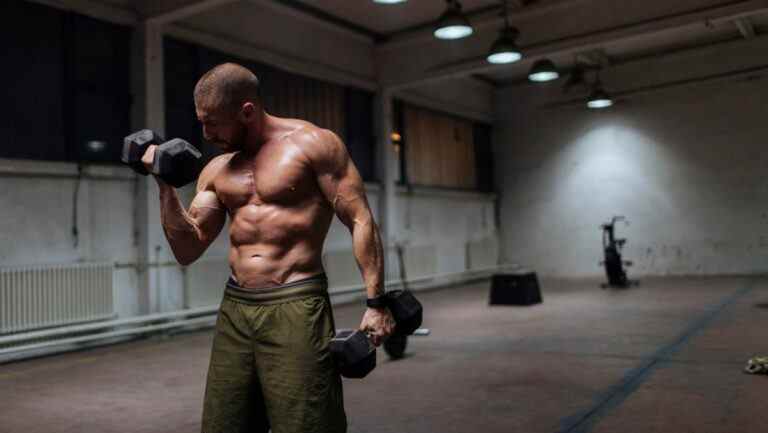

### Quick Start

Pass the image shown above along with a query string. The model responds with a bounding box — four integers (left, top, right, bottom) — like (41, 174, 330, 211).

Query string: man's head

(194, 63, 263, 152)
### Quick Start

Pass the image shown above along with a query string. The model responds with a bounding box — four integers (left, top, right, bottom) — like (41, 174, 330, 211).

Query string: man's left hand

(359, 307, 395, 347)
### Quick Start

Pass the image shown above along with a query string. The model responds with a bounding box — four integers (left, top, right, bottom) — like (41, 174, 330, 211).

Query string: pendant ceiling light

(587, 78, 614, 109)
(486, 0, 522, 64)
(434, 0, 474, 40)
(528, 59, 560, 82)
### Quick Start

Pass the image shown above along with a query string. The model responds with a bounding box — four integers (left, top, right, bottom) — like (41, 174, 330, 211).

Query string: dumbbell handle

(334, 328, 430, 338)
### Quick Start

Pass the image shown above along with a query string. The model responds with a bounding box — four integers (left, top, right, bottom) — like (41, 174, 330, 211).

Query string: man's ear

(240, 102, 256, 122)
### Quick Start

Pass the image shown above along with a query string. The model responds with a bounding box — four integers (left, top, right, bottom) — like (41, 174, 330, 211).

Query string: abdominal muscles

(226, 200, 334, 288)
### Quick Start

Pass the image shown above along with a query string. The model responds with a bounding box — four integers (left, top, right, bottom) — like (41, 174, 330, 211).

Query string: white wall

(494, 57, 768, 277)
(0, 162, 497, 314)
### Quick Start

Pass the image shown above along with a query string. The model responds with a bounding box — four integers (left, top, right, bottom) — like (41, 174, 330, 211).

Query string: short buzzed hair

(194, 63, 261, 114)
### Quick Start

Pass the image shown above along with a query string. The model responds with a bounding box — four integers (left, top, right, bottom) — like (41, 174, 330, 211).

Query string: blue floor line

(556, 280, 755, 433)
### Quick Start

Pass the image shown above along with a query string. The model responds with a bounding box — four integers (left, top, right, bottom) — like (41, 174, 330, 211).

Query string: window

(164, 38, 376, 181)
(0, 1, 131, 163)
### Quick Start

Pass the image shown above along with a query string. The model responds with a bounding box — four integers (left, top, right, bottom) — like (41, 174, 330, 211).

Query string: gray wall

(493, 48, 768, 277)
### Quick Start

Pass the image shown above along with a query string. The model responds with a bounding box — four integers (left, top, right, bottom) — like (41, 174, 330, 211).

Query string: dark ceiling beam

(145, 0, 240, 25)
(260, 0, 382, 41)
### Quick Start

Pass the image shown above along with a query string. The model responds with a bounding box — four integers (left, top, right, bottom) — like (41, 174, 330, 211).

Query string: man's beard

(217, 125, 247, 152)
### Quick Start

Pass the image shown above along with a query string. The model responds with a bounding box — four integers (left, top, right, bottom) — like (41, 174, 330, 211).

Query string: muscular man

(142, 63, 395, 433)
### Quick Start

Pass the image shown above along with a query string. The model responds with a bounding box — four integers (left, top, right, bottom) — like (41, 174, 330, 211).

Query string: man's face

(195, 105, 247, 152)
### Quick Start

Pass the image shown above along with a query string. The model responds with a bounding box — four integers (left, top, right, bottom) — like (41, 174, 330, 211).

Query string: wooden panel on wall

(404, 105, 477, 190)
(268, 75, 345, 137)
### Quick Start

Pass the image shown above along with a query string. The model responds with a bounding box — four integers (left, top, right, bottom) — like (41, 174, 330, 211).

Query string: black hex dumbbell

(330, 329, 376, 378)
(331, 289, 426, 377)
(385, 289, 423, 335)
(122, 129, 203, 188)
(331, 327, 430, 377)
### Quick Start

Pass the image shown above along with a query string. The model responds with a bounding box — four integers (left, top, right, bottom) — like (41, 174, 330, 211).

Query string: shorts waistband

(224, 273, 328, 305)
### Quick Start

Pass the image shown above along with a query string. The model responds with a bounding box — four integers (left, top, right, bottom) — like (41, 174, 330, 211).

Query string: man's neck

(240, 111, 271, 155)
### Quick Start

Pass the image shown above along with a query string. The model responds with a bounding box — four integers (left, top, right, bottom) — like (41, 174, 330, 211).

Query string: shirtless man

(142, 63, 395, 433)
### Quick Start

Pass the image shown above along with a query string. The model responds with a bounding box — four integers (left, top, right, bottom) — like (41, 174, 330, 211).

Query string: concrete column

(375, 88, 399, 282)
(130, 21, 168, 314)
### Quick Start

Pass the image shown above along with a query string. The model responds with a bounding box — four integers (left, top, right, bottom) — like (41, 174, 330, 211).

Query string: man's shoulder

(197, 153, 234, 191)
(287, 124, 343, 162)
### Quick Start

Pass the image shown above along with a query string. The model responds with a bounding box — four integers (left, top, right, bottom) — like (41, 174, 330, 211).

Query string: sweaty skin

(143, 110, 394, 345)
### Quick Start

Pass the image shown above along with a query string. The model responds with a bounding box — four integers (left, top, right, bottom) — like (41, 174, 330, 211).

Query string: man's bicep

(325, 162, 373, 228)
(188, 190, 226, 242)
(310, 129, 373, 226)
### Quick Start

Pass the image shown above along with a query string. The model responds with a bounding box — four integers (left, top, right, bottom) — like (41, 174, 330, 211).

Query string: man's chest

(214, 145, 320, 210)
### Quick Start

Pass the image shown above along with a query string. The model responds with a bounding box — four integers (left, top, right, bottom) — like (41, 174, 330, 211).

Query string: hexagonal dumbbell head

(385, 289, 423, 336)
(151, 138, 203, 188)
(122, 129, 163, 175)
(330, 329, 376, 378)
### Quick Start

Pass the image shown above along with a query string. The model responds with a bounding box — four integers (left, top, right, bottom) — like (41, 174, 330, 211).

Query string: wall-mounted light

(434, 0, 474, 40)
(86, 140, 107, 153)
(373, 0, 407, 4)
(528, 59, 560, 82)
(486, 0, 522, 64)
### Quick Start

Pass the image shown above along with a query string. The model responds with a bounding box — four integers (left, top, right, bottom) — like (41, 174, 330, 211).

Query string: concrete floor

(2, 276, 768, 433)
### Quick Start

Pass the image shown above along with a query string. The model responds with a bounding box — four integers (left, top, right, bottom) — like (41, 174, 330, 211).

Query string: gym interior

(2, 1, 768, 432)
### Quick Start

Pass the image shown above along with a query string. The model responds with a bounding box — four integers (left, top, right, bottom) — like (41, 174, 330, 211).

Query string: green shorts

(201, 273, 347, 433)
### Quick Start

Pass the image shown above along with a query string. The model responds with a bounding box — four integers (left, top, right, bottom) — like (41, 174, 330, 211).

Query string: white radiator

(0, 262, 114, 335)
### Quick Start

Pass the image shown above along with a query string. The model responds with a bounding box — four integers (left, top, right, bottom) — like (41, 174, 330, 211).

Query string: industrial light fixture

(434, 0, 474, 40)
(587, 79, 613, 109)
(486, 0, 522, 64)
(373, 0, 407, 4)
(85, 140, 107, 153)
(528, 59, 560, 82)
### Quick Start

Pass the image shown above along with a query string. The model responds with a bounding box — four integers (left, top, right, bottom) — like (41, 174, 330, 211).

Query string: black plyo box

(489, 272, 543, 306)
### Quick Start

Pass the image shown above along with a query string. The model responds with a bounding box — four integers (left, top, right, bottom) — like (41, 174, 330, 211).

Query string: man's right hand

(141, 144, 159, 176)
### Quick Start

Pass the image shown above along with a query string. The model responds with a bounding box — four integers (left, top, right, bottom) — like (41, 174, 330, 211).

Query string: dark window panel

(0, 1, 67, 161)
(473, 123, 495, 193)
(0, 1, 131, 164)
(345, 88, 376, 182)
(164, 37, 376, 182)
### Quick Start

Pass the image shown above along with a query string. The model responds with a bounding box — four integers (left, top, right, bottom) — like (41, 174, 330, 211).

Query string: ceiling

(279, 0, 768, 85)
(290, 0, 503, 36)
(95, 0, 768, 87)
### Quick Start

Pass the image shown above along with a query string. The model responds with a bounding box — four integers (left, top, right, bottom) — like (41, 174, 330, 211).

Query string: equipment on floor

(600, 216, 637, 288)
(744, 356, 768, 374)
(331, 288, 426, 378)
(489, 271, 542, 305)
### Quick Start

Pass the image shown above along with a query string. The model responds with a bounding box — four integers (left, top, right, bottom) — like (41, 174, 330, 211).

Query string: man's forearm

(351, 217, 385, 299)
(157, 180, 203, 264)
